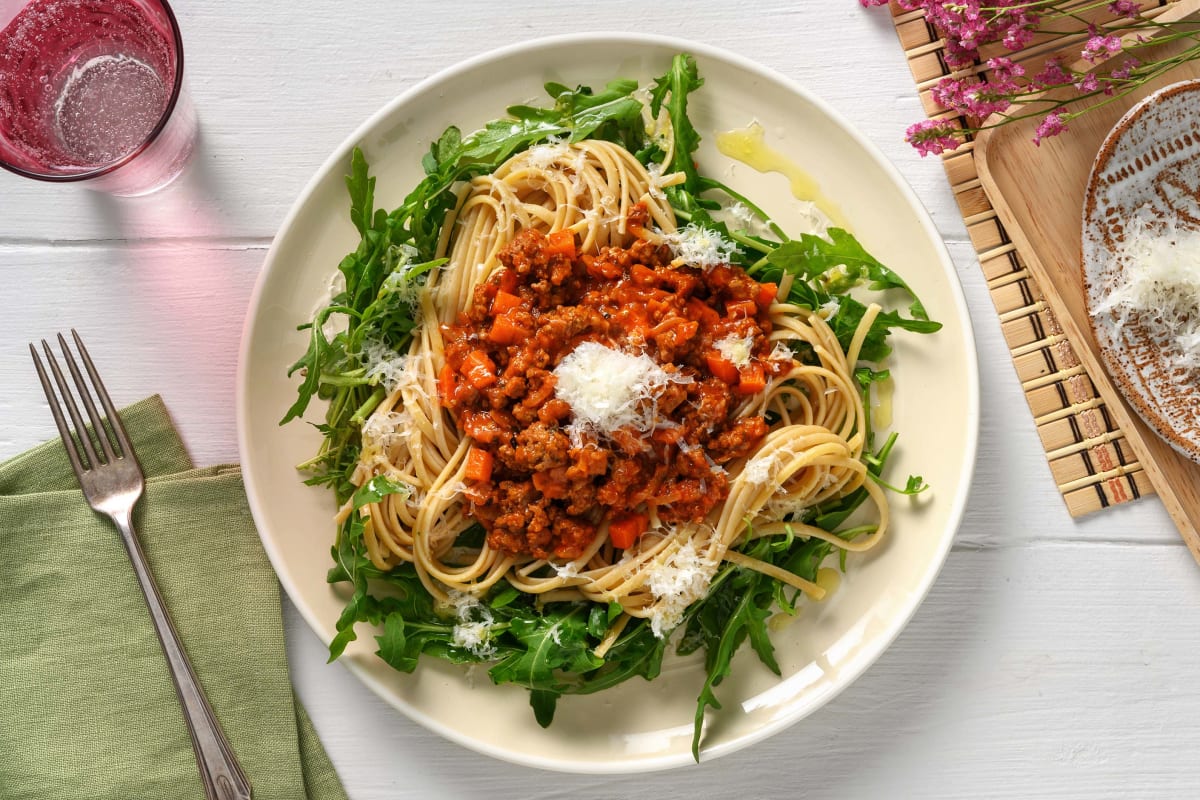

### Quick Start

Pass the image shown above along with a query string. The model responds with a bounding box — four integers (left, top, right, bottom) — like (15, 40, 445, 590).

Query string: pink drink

(0, 0, 194, 195)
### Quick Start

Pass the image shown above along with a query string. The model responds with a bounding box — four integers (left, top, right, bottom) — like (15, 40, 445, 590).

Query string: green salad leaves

(284, 53, 939, 760)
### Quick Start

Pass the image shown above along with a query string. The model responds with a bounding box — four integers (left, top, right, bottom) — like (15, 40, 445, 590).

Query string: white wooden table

(3, 2, 1198, 797)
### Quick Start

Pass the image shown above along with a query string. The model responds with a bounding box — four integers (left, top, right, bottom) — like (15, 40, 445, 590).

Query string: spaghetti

(338, 138, 887, 636)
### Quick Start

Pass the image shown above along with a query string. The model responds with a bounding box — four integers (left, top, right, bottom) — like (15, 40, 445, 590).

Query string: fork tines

(30, 330, 134, 476)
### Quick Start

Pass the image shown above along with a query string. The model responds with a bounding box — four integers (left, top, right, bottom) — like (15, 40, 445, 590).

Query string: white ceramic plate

(237, 34, 979, 773)
(1082, 78, 1200, 463)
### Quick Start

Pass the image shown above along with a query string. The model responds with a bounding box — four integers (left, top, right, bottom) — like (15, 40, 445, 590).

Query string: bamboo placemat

(885, 2, 1167, 516)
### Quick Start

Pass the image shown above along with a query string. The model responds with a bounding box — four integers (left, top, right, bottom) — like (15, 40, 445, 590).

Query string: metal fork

(31, 330, 252, 800)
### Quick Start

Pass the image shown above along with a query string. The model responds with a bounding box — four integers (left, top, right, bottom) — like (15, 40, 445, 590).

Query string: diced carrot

(726, 299, 758, 319)
(497, 268, 519, 294)
(461, 350, 497, 389)
(487, 314, 531, 345)
(607, 512, 649, 549)
(464, 447, 494, 483)
(545, 229, 576, 258)
(491, 290, 523, 315)
(755, 281, 779, 308)
(735, 363, 767, 395)
(686, 296, 720, 325)
(462, 412, 503, 444)
(675, 319, 699, 343)
(705, 353, 740, 384)
(438, 362, 457, 403)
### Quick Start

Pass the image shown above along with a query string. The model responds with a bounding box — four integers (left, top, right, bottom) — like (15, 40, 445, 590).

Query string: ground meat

(439, 212, 787, 560)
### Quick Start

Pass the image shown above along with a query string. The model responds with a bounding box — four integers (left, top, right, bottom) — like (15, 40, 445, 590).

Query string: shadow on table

(86, 123, 229, 239)
(75, 124, 264, 458)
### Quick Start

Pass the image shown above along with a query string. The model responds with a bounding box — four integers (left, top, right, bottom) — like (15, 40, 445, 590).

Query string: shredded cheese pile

(741, 449, 778, 486)
(361, 344, 414, 393)
(713, 332, 755, 367)
(644, 538, 719, 637)
(662, 223, 741, 269)
(1093, 219, 1200, 374)
(552, 341, 692, 444)
(449, 592, 497, 658)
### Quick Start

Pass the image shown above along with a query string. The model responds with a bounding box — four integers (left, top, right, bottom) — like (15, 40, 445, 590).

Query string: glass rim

(0, 0, 187, 184)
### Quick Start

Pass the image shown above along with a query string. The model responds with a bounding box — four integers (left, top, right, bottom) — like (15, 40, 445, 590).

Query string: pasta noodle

(341, 137, 887, 633)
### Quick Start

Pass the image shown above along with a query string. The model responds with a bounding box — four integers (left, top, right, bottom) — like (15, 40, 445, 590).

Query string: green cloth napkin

(0, 396, 348, 800)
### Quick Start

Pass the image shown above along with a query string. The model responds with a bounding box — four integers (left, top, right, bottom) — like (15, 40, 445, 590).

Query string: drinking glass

(0, 0, 195, 196)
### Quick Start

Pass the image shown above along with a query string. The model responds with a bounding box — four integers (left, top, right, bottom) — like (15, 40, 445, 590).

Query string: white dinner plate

(1082, 78, 1200, 463)
(237, 33, 979, 773)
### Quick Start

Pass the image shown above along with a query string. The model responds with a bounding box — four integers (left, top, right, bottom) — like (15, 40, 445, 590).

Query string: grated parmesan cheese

(360, 409, 412, 454)
(769, 341, 796, 364)
(380, 243, 425, 309)
(646, 161, 667, 200)
(552, 341, 691, 444)
(1093, 219, 1200, 375)
(644, 537, 719, 637)
(727, 201, 755, 227)
(662, 223, 741, 269)
(764, 493, 813, 521)
(523, 136, 570, 170)
(713, 332, 755, 367)
(360, 345, 429, 397)
(551, 559, 581, 580)
(742, 449, 778, 486)
(448, 591, 497, 658)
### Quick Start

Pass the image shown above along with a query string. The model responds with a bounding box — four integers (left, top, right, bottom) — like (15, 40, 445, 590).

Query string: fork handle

(110, 508, 253, 800)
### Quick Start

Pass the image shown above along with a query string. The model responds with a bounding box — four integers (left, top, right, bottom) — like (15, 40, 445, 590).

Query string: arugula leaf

(756, 233, 942, 362)
(529, 689, 559, 728)
(768, 229, 937, 321)
(688, 573, 752, 760)
(488, 606, 603, 689)
(559, 617, 666, 698)
(649, 53, 704, 204)
(327, 516, 371, 660)
(352, 475, 410, 507)
(375, 602, 458, 672)
(587, 602, 623, 638)
(346, 147, 374, 237)
(374, 611, 416, 672)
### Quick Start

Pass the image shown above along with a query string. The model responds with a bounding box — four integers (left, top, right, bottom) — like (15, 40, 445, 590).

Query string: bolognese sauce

(438, 219, 790, 560)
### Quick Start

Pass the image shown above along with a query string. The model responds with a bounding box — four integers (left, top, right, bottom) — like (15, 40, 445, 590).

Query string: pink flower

(858, 0, 1182, 155)
(1032, 59, 1072, 88)
(1002, 23, 1036, 51)
(987, 56, 1025, 83)
(905, 118, 962, 156)
(930, 77, 967, 111)
(962, 85, 1012, 118)
(931, 74, 1013, 119)
(1074, 73, 1100, 93)
(1082, 33, 1124, 64)
(1107, 0, 1139, 19)
(1033, 111, 1068, 145)
(1111, 57, 1140, 81)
